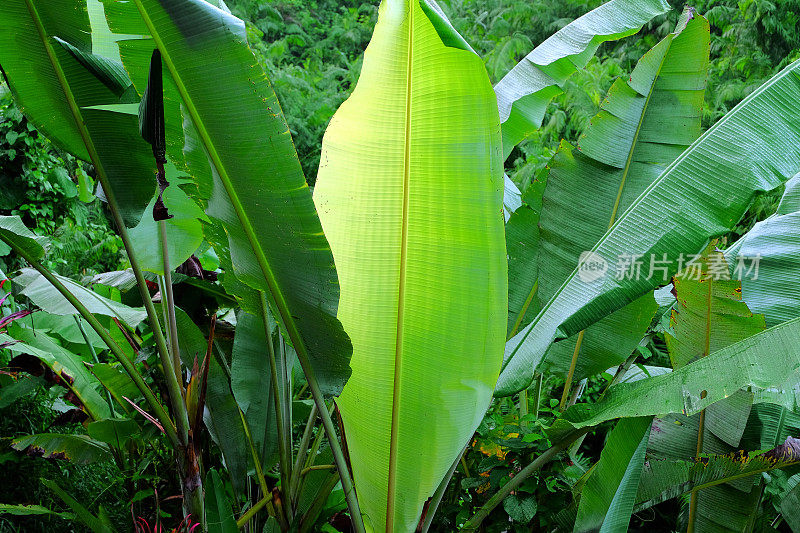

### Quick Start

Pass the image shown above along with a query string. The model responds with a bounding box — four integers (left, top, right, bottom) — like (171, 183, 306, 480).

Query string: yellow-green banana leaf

(314, 1, 506, 530)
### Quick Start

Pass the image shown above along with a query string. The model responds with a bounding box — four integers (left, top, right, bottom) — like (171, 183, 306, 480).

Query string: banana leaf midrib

(386, 1, 416, 528)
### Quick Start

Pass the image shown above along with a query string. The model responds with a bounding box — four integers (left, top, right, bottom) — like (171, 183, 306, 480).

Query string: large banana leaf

(1, 1, 205, 275)
(100, 0, 351, 394)
(546, 316, 800, 438)
(0, 0, 155, 226)
(497, 57, 800, 397)
(538, 11, 709, 304)
(313, 1, 506, 530)
(574, 417, 651, 532)
(494, 0, 669, 157)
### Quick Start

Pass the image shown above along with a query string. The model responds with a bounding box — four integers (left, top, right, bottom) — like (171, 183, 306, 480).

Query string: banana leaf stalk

(140, 47, 203, 525)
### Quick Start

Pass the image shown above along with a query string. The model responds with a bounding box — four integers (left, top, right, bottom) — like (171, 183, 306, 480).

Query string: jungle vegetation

(1, 0, 800, 532)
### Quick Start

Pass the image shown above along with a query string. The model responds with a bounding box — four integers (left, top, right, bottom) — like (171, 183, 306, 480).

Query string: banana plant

(3, 0, 677, 529)
(508, 9, 709, 407)
(0, 0, 359, 529)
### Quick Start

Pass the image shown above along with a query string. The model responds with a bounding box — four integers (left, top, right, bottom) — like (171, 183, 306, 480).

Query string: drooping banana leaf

(546, 316, 800, 439)
(724, 175, 800, 327)
(0, 0, 155, 226)
(494, 0, 670, 158)
(28, 313, 104, 349)
(497, 56, 800, 397)
(100, 0, 351, 394)
(0, 216, 48, 260)
(12, 433, 112, 464)
(313, 1, 506, 530)
(574, 417, 651, 532)
(17, 270, 146, 328)
(635, 441, 800, 513)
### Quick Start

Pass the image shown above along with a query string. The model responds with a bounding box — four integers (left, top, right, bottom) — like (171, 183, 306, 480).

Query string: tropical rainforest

(1, 0, 800, 532)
